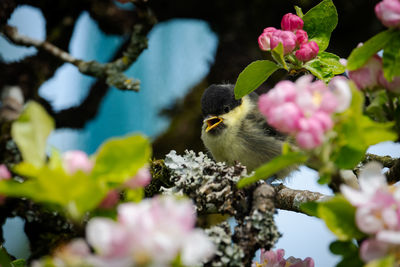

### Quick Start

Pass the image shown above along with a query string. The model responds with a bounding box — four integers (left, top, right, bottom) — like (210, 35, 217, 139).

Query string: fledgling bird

(200, 84, 292, 178)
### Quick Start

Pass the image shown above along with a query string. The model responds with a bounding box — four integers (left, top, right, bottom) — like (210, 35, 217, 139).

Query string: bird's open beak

(204, 116, 223, 132)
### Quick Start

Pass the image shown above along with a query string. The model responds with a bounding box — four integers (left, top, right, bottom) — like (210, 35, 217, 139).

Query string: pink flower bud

(62, 150, 94, 175)
(281, 13, 304, 32)
(295, 41, 319, 62)
(375, 0, 400, 28)
(258, 27, 277, 51)
(99, 190, 120, 209)
(348, 55, 382, 90)
(295, 29, 308, 45)
(124, 167, 151, 189)
(0, 164, 11, 180)
(270, 30, 297, 54)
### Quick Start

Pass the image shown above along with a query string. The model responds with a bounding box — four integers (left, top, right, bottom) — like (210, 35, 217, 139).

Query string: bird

(200, 84, 292, 178)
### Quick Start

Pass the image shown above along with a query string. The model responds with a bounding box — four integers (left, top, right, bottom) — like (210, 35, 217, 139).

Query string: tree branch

(274, 184, 328, 213)
(385, 158, 400, 184)
(2, 24, 142, 91)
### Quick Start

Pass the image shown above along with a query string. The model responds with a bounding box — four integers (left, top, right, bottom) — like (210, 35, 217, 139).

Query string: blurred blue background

(2, 4, 400, 267)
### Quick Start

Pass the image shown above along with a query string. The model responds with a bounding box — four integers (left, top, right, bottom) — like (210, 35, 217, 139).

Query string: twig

(385, 158, 400, 184)
(361, 153, 397, 168)
(1, 21, 152, 91)
(274, 184, 327, 213)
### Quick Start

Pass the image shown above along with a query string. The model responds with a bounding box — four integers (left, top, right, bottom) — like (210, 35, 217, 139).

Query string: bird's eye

(223, 106, 230, 113)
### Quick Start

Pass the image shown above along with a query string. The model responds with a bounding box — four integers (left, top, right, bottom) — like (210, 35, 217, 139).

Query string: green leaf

(329, 240, 364, 267)
(382, 31, 400, 82)
(303, 0, 338, 51)
(92, 134, 151, 184)
(366, 90, 390, 122)
(0, 246, 12, 267)
(329, 240, 358, 255)
(333, 84, 397, 169)
(11, 259, 27, 267)
(11, 101, 54, 167)
(336, 255, 364, 267)
(237, 151, 307, 188)
(365, 256, 395, 267)
(271, 43, 288, 70)
(294, 6, 304, 18)
(304, 52, 345, 83)
(347, 29, 394, 71)
(1, 162, 107, 220)
(300, 201, 319, 217)
(317, 195, 365, 240)
(234, 60, 281, 99)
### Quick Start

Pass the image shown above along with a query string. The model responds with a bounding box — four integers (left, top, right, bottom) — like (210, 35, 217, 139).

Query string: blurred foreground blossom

(375, 0, 400, 28)
(124, 166, 152, 189)
(34, 196, 214, 266)
(258, 75, 351, 149)
(252, 248, 314, 267)
(0, 164, 11, 204)
(62, 150, 94, 175)
(0, 164, 11, 179)
(341, 162, 400, 263)
(89, 196, 214, 266)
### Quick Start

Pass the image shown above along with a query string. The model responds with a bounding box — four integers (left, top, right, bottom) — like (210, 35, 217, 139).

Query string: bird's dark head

(201, 84, 242, 134)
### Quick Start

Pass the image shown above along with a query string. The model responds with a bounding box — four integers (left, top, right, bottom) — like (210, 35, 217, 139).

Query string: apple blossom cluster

(62, 150, 151, 209)
(341, 162, 400, 263)
(375, 0, 400, 28)
(258, 75, 351, 149)
(34, 196, 215, 267)
(258, 13, 319, 62)
(348, 54, 400, 93)
(252, 249, 314, 267)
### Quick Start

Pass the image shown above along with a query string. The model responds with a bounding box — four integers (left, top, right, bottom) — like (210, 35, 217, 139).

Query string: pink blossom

(86, 196, 214, 266)
(32, 239, 92, 267)
(266, 102, 302, 133)
(378, 73, 400, 93)
(281, 13, 304, 32)
(375, 0, 400, 28)
(124, 167, 151, 189)
(328, 76, 352, 112)
(258, 27, 277, 51)
(259, 75, 340, 149)
(0, 164, 11, 180)
(270, 30, 297, 54)
(360, 238, 391, 263)
(341, 162, 390, 207)
(348, 55, 382, 90)
(252, 249, 314, 267)
(295, 41, 319, 62)
(295, 29, 308, 45)
(62, 150, 94, 175)
(98, 190, 120, 209)
(341, 162, 400, 262)
(0, 164, 11, 205)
